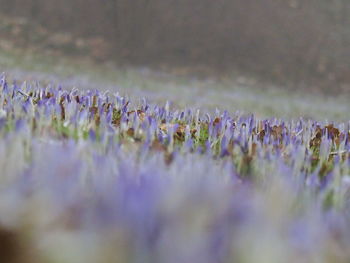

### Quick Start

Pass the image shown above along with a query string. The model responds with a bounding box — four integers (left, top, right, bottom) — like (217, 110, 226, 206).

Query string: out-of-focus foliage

(0, 0, 349, 90)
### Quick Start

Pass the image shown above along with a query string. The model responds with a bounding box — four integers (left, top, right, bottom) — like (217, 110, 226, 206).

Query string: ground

(1, 47, 349, 122)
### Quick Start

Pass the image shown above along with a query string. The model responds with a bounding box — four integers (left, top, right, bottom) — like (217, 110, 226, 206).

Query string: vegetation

(0, 74, 350, 262)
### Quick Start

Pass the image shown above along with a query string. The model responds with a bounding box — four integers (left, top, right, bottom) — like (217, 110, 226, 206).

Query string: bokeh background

(1, 0, 349, 92)
(0, 1, 350, 122)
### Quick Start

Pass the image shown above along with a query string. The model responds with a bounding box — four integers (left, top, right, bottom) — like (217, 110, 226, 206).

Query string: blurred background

(0, 0, 349, 118)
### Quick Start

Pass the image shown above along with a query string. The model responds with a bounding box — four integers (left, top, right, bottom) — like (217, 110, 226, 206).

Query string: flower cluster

(0, 74, 350, 263)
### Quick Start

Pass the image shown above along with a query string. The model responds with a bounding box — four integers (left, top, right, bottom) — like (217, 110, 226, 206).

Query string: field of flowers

(0, 72, 350, 263)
